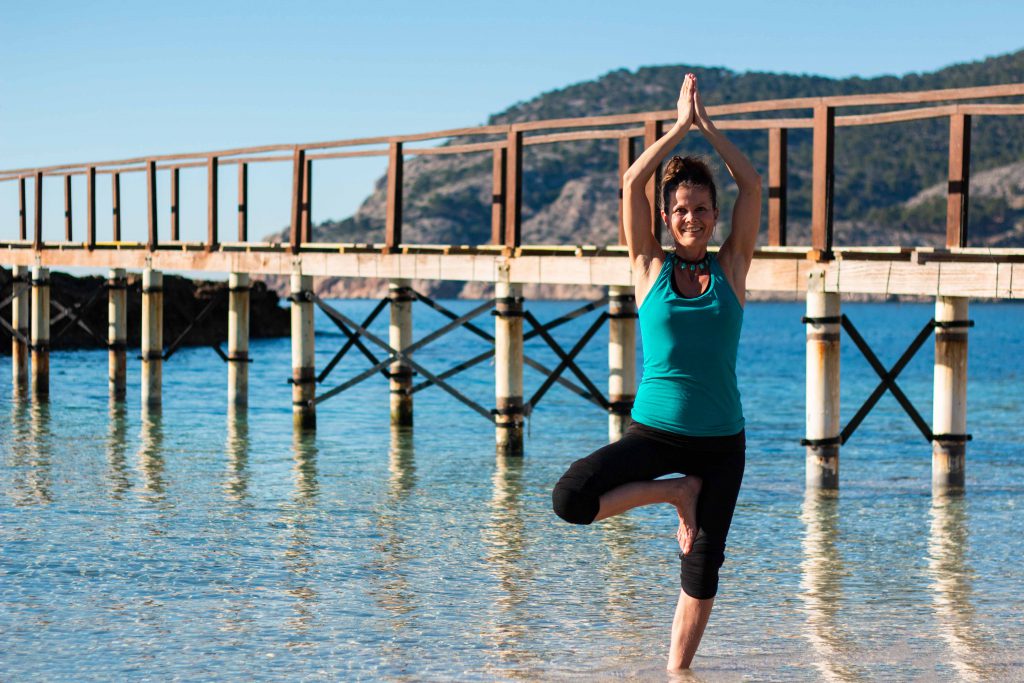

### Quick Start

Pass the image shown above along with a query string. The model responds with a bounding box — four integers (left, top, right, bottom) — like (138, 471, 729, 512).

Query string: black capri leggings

(551, 421, 745, 600)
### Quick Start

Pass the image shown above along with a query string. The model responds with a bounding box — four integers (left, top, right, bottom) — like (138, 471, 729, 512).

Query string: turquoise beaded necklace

(676, 251, 709, 273)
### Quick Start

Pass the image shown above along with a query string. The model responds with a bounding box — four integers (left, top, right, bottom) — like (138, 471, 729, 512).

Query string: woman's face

(663, 184, 718, 252)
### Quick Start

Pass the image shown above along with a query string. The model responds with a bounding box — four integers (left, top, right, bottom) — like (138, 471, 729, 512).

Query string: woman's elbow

(622, 169, 646, 191)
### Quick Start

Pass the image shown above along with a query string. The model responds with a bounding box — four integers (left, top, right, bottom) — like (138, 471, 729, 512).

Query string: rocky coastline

(0, 268, 290, 354)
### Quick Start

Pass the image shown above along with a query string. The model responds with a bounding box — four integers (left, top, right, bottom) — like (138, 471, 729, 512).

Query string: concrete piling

(107, 268, 127, 400)
(141, 268, 163, 408)
(932, 296, 969, 492)
(30, 266, 50, 400)
(607, 285, 636, 441)
(494, 280, 524, 455)
(228, 272, 250, 408)
(11, 264, 30, 395)
(805, 271, 841, 489)
(388, 279, 414, 426)
(290, 273, 316, 429)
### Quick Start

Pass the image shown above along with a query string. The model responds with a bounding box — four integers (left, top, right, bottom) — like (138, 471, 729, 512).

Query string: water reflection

(799, 490, 863, 681)
(282, 428, 320, 647)
(136, 408, 165, 498)
(291, 428, 319, 502)
(388, 425, 416, 498)
(106, 399, 130, 498)
(927, 494, 989, 680)
(224, 406, 250, 502)
(481, 453, 537, 676)
(7, 400, 53, 505)
(369, 427, 417, 631)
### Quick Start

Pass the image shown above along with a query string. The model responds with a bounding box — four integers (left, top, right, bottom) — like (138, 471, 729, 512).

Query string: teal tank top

(631, 252, 745, 436)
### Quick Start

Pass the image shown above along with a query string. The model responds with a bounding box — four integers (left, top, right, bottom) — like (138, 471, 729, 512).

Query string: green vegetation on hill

(286, 50, 1024, 248)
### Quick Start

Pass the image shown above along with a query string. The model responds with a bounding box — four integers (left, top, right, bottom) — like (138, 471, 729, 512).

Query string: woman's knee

(678, 532, 726, 599)
(551, 470, 600, 525)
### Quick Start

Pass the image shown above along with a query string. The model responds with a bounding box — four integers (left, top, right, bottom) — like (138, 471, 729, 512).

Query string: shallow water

(2, 300, 1023, 681)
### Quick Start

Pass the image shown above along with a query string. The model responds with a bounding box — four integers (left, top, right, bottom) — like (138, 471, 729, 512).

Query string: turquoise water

(1, 300, 1022, 681)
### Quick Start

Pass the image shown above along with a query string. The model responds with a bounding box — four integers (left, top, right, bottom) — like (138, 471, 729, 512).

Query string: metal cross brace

(522, 309, 611, 414)
(311, 295, 496, 421)
(840, 314, 935, 444)
(163, 290, 227, 361)
(315, 297, 389, 383)
(50, 284, 107, 345)
(0, 317, 29, 345)
(408, 293, 609, 407)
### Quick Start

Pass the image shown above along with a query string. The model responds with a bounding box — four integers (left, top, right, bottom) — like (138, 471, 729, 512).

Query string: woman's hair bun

(661, 156, 717, 211)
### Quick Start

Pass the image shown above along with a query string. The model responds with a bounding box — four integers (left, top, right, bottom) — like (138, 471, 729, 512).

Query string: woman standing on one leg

(551, 73, 762, 672)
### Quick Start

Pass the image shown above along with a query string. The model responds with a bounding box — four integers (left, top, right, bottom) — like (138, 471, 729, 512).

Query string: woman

(551, 73, 761, 671)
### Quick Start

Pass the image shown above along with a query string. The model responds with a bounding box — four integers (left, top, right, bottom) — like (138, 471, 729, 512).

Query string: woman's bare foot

(669, 476, 702, 554)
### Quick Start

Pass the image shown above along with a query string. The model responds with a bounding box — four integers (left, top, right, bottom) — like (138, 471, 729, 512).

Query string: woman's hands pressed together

(692, 76, 714, 133)
(676, 73, 697, 130)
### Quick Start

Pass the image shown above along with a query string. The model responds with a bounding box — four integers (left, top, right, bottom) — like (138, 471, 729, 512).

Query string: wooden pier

(4, 83, 1024, 493)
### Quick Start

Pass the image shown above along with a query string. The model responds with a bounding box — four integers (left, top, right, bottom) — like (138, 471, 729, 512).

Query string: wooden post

(18, 177, 27, 240)
(811, 106, 835, 259)
(237, 163, 247, 242)
(33, 171, 43, 250)
(932, 296, 968, 492)
(385, 142, 403, 253)
(946, 114, 971, 248)
(86, 167, 96, 249)
(302, 158, 313, 244)
(207, 156, 219, 250)
(805, 270, 840, 489)
(107, 268, 127, 401)
(289, 148, 305, 253)
(290, 272, 316, 429)
(147, 160, 158, 250)
(768, 128, 788, 246)
(494, 278, 524, 455)
(141, 268, 163, 408)
(111, 172, 121, 241)
(170, 168, 180, 241)
(30, 266, 50, 399)
(64, 174, 73, 242)
(491, 147, 506, 245)
(608, 285, 636, 441)
(10, 265, 30, 395)
(618, 137, 636, 246)
(389, 279, 414, 426)
(504, 130, 522, 250)
(228, 272, 250, 408)
(643, 120, 664, 244)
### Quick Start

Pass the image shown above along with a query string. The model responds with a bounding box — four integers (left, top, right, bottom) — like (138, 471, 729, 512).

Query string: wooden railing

(3, 83, 1023, 261)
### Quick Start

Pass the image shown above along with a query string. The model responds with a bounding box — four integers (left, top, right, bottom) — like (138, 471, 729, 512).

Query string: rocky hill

(266, 50, 1024, 298)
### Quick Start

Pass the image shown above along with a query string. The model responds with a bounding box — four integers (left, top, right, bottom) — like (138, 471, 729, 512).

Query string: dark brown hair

(660, 155, 717, 213)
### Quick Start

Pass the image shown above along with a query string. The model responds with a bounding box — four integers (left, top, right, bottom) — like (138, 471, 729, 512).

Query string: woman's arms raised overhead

(622, 74, 696, 297)
(692, 79, 763, 304)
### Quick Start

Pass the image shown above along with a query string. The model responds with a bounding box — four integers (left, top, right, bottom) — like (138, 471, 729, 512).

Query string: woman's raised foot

(669, 476, 702, 555)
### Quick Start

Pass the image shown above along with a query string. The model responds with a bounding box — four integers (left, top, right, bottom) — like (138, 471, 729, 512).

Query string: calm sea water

(1, 299, 1022, 682)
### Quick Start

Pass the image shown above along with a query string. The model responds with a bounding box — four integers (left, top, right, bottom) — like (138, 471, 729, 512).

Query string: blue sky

(3, 0, 1023, 243)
